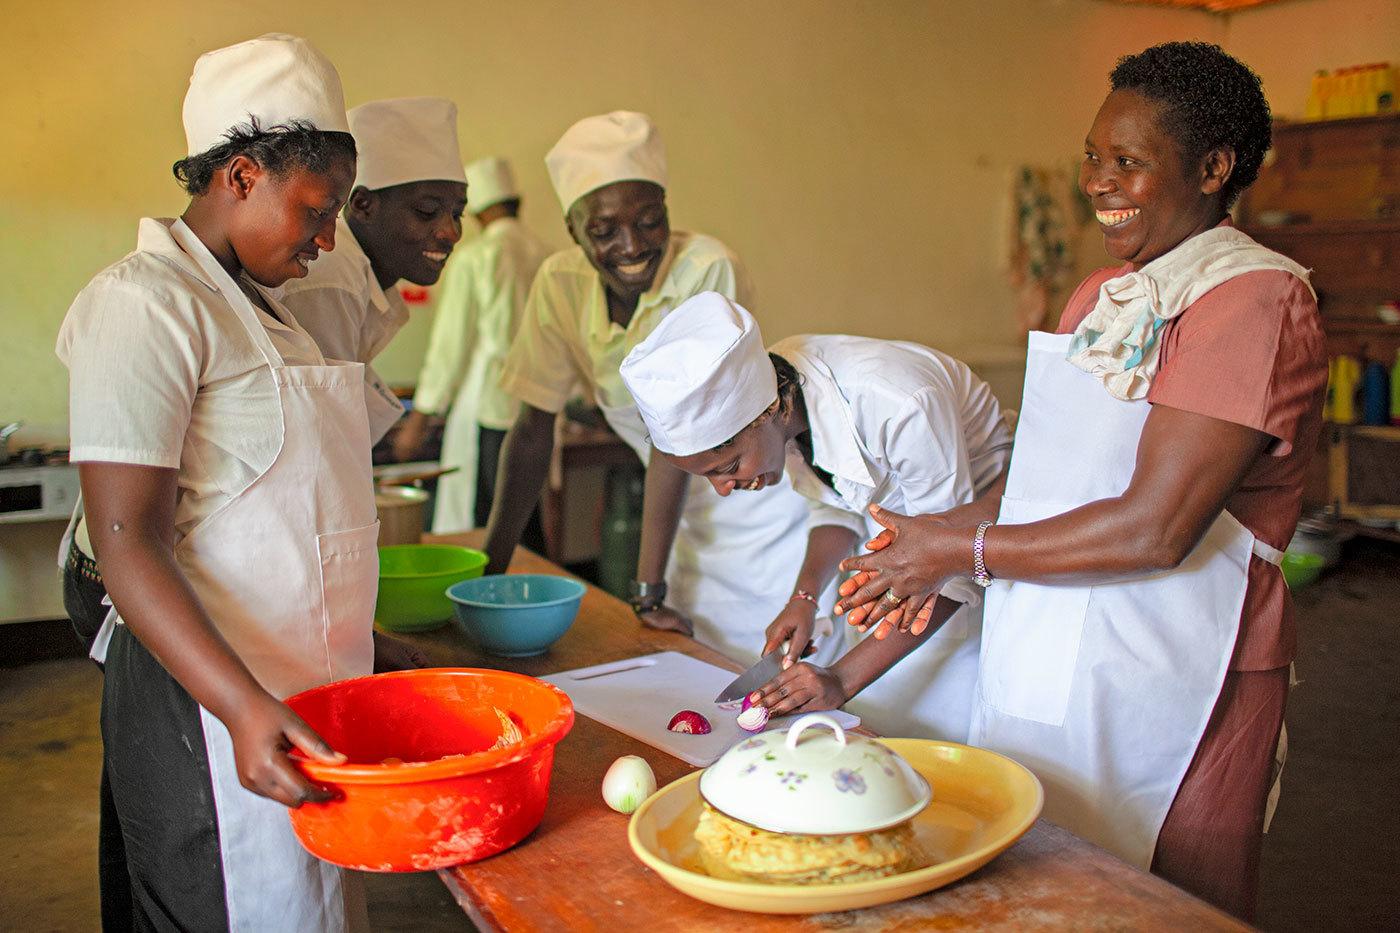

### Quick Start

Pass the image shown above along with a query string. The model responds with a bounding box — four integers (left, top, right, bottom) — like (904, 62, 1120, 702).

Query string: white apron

(93, 219, 378, 931)
(969, 331, 1282, 869)
(595, 397, 836, 668)
(430, 357, 485, 533)
(839, 536, 981, 743)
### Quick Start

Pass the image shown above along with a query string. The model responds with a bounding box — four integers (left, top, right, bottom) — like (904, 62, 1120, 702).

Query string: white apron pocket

(978, 494, 1091, 727)
(316, 520, 380, 684)
(980, 579, 1090, 727)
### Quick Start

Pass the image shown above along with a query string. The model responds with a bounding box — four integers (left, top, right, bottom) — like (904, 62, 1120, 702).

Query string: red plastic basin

(285, 668, 574, 872)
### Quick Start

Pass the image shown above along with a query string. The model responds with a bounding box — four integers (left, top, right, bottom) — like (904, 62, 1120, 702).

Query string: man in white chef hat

(393, 157, 551, 542)
(282, 96, 467, 444)
(480, 111, 828, 668)
(621, 291, 1012, 742)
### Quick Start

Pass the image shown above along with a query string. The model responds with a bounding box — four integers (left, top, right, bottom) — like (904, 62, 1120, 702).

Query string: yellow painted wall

(7, 0, 1390, 447)
(1225, 0, 1400, 121)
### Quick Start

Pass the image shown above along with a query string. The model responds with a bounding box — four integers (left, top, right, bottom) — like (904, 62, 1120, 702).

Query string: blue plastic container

(446, 575, 586, 657)
(1361, 360, 1390, 426)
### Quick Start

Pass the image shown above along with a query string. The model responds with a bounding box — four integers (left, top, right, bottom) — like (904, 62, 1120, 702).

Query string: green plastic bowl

(376, 545, 489, 632)
(1281, 551, 1324, 590)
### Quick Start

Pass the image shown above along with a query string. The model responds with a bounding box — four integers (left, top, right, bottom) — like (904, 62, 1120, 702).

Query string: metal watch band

(973, 520, 994, 588)
(628, 580, 667, 613)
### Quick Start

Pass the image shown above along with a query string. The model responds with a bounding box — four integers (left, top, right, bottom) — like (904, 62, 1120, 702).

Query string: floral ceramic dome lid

(699, 713, 932, 835)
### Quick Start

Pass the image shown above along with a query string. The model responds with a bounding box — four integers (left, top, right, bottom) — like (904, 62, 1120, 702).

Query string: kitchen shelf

(1240, 113, 1400, 535)
(1274, 113, 1400, 134)
(1323, 321, 1400, 334)
(1337, 519, 1400, 545)
(1338, 423, 1400, 441)
(1242, 219, 1400, 237)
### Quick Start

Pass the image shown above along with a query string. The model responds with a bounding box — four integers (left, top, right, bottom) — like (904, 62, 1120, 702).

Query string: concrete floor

(2, 539, 1397, 931)
(0, 659, 467, 931)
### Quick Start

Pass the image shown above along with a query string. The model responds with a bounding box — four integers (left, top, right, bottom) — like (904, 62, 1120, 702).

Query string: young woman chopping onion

(620, 291, 1012, 741)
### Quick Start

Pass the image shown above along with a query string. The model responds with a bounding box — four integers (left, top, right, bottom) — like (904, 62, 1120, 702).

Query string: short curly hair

(1110, 42, 1271, 209)
(172, 118, 357, 196)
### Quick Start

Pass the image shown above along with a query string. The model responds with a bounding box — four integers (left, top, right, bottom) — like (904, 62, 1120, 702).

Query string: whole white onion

(602, 755, 658, 814)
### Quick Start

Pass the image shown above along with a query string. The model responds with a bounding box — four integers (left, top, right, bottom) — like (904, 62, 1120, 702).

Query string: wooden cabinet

(1239, 113, 1400, 533)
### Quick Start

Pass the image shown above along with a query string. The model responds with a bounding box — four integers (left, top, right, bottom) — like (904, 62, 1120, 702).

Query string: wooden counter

(396, 532, 1247, 931)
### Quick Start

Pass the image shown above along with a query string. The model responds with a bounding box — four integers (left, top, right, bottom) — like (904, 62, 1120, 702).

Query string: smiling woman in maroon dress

(833, 42, 1326, 920)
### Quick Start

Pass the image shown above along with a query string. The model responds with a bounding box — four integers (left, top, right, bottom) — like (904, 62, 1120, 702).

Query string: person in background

(56, 34, 374, 930)
(833, 42, 1325, 919)
(621, 292, 1012, 740)
(392, 156, 552, 540)
(281, 96, 468, 447)
(481, 111, 822, 666)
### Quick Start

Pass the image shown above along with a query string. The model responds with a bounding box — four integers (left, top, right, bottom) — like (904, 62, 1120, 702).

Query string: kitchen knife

(714, 646, 787, 704)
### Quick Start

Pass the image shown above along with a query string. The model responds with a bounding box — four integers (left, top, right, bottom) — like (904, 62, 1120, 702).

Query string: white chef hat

(348, 97, 467, 191)
(544, 111, 668, 214)
(620, 292, 777, 456)
(183, 33, 350, 157)
(464, 156, 520, 211)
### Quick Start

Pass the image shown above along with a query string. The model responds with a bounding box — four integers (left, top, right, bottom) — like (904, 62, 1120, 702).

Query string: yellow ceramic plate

(627, 739, 1043, 915)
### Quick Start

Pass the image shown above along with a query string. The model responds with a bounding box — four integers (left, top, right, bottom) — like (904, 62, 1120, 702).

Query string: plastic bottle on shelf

(1391, 349, 1400, 426)
(1322, 70, 1339, 118)
(1306, 71, 1328, 120)
(1331, 355, 1361, 424)
(1323, 357, 1337, 421)
(1359, 65, 1377, 116)
(1361, 359, 1390, 425)
(1378, 64, 1396, 113)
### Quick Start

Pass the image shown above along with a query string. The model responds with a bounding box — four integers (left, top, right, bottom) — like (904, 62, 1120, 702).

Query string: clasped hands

(834, 504, 969, 639)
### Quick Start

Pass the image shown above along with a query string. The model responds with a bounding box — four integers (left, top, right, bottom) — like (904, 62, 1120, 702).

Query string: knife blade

(714, 646, 787, 704)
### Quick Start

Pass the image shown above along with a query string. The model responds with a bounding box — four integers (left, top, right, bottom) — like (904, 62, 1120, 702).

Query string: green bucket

(1280, 551, 1324, 590)
(376, 544, 489, 632)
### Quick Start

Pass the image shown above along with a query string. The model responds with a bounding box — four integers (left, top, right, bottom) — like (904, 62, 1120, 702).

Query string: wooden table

(397, 532, 1247, 931)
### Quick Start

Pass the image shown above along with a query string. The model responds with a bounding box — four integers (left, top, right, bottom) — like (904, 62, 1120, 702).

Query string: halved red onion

(667, 710, 712, 734)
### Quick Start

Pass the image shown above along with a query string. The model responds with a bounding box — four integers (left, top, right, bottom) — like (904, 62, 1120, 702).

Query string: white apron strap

(169, 219, 288, 370)
(1250, 536, 1285, 566)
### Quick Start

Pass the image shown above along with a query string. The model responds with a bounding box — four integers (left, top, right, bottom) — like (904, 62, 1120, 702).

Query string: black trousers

(477, 425, 546, 555)
(64, 544, 229, 931)
(101, 624, 229, 931)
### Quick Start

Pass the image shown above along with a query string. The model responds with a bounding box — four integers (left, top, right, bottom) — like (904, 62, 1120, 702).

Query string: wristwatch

(628, 580, 668, 614)
(973, 521, 995, 588)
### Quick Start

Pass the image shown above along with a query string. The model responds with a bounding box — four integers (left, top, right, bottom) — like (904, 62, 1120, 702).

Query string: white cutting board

(544, 651, 859, 766)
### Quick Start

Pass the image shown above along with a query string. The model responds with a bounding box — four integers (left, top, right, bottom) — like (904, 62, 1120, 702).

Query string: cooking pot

(374, 484, 429, 546)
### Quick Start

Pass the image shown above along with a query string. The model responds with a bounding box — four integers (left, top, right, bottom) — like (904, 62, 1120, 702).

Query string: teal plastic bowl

(376, 545, 488, 632)
(1281, 551, 1324, 590)
(447, 575, 586, 657)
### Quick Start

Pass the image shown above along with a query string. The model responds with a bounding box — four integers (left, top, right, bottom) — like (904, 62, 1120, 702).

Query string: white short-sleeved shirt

(412, 216, 552, 429)
(279, 218, 409, 443)
(771, 334, 1014, 603)
(280, 217, 410, 363)
(57, 217, 325, 541)
(498, 231, 753, 449)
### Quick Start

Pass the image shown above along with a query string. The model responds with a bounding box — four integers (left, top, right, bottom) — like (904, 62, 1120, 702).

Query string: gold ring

(880, 588, 904, 605)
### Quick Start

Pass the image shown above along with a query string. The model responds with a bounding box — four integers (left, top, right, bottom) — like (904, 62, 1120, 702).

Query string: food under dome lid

(698, 713, 931, 835)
